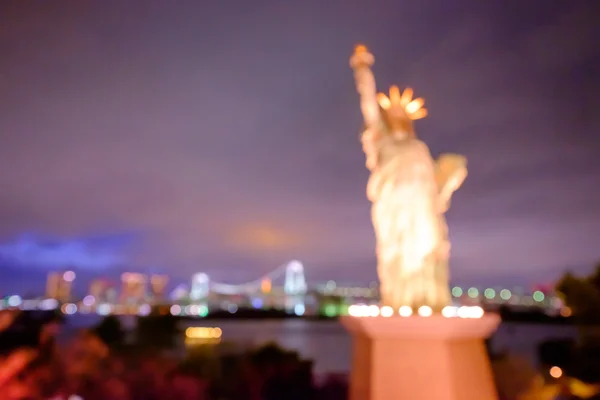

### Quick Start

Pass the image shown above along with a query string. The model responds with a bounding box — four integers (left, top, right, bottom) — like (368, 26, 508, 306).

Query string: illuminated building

(190, 273, 209, 300)
(150, 274, 169, 302)
(46, 272, 61, 299)
(89, 279, 104, 299)
(46, 271, 76, 302)
(105, 287, 118, 303)
(120, 273, 148, 304)
(88, 278, 116, 303)
(59, 271, 76, 302)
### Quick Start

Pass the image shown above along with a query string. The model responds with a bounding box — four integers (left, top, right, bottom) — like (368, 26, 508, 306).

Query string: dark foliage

(92, 315, 125, 348)
(555, 262, 600, 384)
(537, 338, 574, 368)
(556, 263, 600, 325)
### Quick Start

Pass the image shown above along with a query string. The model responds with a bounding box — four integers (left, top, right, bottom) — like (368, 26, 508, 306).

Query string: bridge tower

(190, 273, 210, 300)
(284, 260, 307, 314)
(284, 261, 307, 295)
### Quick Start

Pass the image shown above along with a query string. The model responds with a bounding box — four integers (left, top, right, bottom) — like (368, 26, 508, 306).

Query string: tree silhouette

(556, 262, 600, 385)
(557, 262, 600, 327)
(93, 315, 125, 348)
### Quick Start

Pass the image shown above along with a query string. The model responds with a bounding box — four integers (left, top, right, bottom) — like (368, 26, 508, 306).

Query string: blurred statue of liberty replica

(350, 45, 468, 312)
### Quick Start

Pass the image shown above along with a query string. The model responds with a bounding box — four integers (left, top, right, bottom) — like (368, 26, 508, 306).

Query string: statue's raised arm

(349, 45, 382, 134)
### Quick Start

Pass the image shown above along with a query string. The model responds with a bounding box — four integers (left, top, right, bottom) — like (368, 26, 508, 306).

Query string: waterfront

(63, 316, 576, 374)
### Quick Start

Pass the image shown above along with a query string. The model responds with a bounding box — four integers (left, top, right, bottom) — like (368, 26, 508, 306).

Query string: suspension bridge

(186, 260, 308, 299)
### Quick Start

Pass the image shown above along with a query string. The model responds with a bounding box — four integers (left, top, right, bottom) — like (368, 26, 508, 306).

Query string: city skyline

(9, 263, 555, 305)
(1, 1, 599, 293)
(0, 259, 571, 300)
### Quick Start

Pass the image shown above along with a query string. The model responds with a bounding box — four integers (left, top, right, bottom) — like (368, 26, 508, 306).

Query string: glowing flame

(354, 44, 368, 53)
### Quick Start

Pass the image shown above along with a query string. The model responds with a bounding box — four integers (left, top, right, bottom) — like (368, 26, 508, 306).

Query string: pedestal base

(341, 314, 501, 400)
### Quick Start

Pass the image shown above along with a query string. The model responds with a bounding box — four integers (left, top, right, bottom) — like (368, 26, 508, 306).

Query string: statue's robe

(367, 135, 461, 311)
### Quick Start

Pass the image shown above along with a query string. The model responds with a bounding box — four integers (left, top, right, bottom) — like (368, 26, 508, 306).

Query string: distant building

(121, 273, 148, 304)
(88, 278, 116, 303)
(46, 272, 60, 299)
(190, 273, 210, 300)
(46, 270, 76, 302)
(150, 274, 169, 302)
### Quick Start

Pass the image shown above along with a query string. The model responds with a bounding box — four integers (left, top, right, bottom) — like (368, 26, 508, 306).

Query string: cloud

(0, 234, 133, 270)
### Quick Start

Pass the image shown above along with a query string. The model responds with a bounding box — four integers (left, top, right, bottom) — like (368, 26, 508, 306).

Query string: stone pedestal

(341, 314, 501, 400)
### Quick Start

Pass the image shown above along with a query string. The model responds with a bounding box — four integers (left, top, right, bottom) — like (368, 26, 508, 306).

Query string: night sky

(1, 1, 599, 295)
